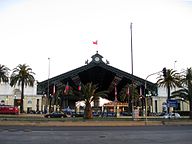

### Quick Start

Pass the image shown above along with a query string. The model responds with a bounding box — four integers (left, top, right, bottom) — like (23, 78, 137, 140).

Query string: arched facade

(38, 52, 158, 114)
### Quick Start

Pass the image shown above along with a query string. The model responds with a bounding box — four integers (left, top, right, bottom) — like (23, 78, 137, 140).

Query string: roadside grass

(0, 114, 132, 122)
(0, 114, 191, 122)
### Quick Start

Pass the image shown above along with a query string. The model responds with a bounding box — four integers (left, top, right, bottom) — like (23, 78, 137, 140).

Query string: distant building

(0, 81, 42, 113)
(156, 87, 189, 113)
(1, 52, 189, 114)
(38, 52, 167, 114)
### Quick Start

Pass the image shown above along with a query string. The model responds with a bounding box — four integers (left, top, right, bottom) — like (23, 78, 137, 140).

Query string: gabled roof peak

(91, 51, 103, 58)
(90, 51, 104, 64)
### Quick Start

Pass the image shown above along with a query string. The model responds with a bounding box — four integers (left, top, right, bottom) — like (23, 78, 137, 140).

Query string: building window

(1, 100, 5, 105)
(28, 100, 32, 104)
(36, 99, 39, 111)
(155, 100, 157, 113)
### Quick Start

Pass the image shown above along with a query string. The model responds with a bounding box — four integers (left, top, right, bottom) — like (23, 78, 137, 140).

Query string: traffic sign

(167, 100, 178, 108)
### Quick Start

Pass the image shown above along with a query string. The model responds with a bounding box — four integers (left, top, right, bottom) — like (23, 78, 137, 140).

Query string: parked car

(120, 111, 132, 116)
(62, 107, 73, 115)
(44, 112, 67, 118)
(71, 112, 84, 117)
(162, 113, 181, 119)
(76, 112, 84, 117)
(0, 105, 19, 115)
(101, 112, 116, 117)
(92, 112, 101, 117)
(157, 112, 166, 116)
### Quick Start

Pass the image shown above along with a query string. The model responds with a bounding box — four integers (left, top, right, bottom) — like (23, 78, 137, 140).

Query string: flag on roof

(114, 83, 118, 101)
(64, 82, 70, 94)
(126, 86, 130, 96)
(92, 40, 98, 45)
(53, 84, 56, 96)
(78, 82, 81, 91)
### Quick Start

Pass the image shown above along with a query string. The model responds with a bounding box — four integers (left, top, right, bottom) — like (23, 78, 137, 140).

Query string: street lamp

(48, 57, 50, 96)
(14, 95, 16, 106)
(181, 98, 184, 111)
(144, 71, 161, 125)
(47, 57, 50, 113)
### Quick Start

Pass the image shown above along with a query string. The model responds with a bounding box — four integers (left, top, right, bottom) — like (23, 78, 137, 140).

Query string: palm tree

(119, 84, 140, 106)
(54, 89, 63, 112)
(157, 69, 181, 113)
(0, 64, 10, 83)
(78, 82, 108, 119)
(172, 68, 192, 119)
(185, 68, 192, 119)
(119, 84, 141, 114)
(119, 87, 128, 102)
(10, 64, 35, 113)
(171, 88, 189, 102)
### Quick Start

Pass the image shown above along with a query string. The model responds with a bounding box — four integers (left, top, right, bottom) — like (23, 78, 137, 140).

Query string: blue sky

(0, 0, 192, 83)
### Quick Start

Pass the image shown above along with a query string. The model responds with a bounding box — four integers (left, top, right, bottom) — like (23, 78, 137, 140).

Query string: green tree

(119, 86, 129, 102)
(171, 88, 189, 102)
(54, 89, 63, 112)
(78, 82, 108, 119)
(119, 84, 140, 107)
(185, 68, 192, 119)
(10, 64, 35, 113)
(171, 68, 192, 118)
(0, 64, 10, 83)
(157, 69, 181, 113)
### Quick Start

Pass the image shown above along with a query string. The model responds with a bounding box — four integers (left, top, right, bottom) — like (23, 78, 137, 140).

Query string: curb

(0, 121, 162, 126)
(1, 120, 192, 127)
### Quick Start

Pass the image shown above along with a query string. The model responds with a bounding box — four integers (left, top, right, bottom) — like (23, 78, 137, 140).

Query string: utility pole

(47, 57, 50, 113)
(144, 71, 161, 125)
(130, 22, 134, 118)
(130, 22, 133, 75)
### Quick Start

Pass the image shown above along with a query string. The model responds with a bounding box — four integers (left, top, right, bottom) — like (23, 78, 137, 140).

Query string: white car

(162, 113, 181, 119)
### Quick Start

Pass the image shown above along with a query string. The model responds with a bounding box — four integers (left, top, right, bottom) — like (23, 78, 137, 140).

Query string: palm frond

(10, 64, 35, 87)
(0, 64, 10, 83)
(171, 88, 188, 99)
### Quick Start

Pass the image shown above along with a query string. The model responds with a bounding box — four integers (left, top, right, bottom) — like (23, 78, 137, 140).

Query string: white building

(0, 81, 42, 113)
(0, 80, 190, 114)
(152, 86, 189, 113)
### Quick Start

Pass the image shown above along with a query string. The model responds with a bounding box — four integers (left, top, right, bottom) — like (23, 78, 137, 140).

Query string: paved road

(0, 125, 192, 144)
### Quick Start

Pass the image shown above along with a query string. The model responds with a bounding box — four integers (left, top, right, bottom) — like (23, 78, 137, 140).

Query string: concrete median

(1, 120, 192, 127)
(0, 120, 162, 126)
(1, 114, 192, 126)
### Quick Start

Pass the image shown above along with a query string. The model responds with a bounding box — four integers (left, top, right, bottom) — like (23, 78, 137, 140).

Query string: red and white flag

(92, 40, 98, 45)
(64, 82, 70, 94)
(126, 86, 130, 96)
(53, 85, 56, 96)
(114, 83, 118, 101)
(78, 82, 81, 91)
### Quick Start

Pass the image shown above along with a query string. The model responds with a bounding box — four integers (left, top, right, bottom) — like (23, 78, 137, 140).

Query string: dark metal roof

(37, 52, 157, 100)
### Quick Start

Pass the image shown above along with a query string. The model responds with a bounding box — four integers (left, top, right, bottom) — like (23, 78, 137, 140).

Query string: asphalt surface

(0, 125, 192, 144)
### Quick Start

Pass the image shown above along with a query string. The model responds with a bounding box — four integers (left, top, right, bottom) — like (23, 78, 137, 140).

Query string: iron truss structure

(37, 52, 157, 101)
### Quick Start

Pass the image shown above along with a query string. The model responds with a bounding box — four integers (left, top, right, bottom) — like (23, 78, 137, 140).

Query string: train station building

(37, 52, 161, 114)
(1, 52, 189, 114)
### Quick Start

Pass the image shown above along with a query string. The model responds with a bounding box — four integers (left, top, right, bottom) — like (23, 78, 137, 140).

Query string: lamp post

(48, 57, 50, 95)
(130, 22, 134, 116)
(144, 71, 161, 125)
(181, 98, 184, 111)
(47, 57, 50, 113)
(130, 22, 133, 75)
(14, 95, 16, 106)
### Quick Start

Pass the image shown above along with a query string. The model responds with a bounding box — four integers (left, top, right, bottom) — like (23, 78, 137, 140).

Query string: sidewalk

(0, 120, 157, 126)
(1, 120, 192, 127)
(1, 114, 192, 126)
